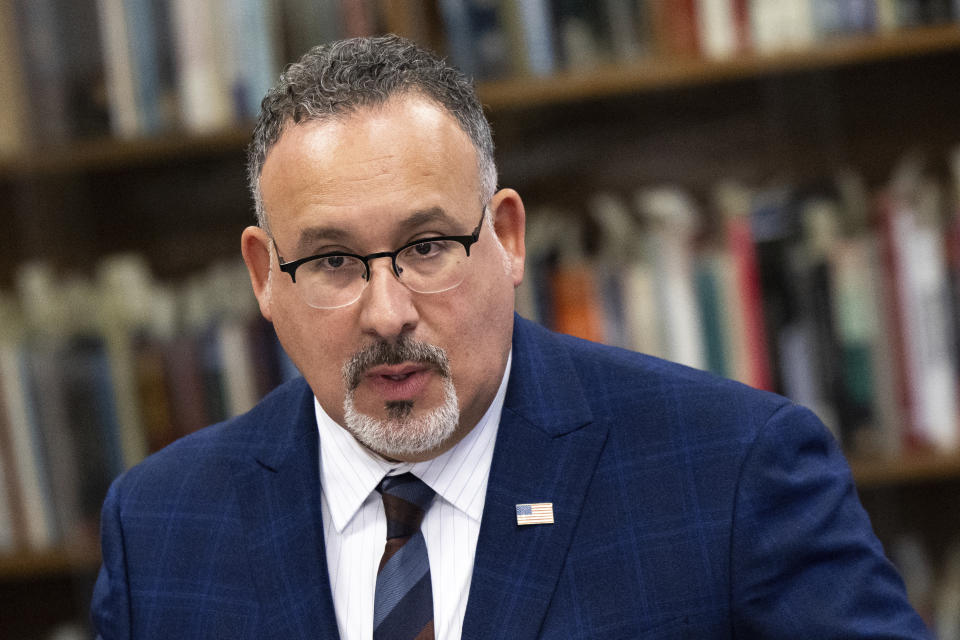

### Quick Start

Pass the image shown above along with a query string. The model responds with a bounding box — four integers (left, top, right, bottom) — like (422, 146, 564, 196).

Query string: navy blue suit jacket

(92, 316, 930, 638)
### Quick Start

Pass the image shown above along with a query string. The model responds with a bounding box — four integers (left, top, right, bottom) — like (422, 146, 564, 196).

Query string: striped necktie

(374, 472, 436, 640)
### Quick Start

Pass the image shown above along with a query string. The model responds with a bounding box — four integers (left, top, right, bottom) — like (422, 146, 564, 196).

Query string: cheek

(273, 305, 351, 385)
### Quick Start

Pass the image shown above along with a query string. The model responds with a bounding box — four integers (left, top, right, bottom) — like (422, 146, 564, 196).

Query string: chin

(342, 376, 460, 459)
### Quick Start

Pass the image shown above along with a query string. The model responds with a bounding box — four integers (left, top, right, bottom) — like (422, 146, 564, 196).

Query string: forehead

(259, 95, 480, 238)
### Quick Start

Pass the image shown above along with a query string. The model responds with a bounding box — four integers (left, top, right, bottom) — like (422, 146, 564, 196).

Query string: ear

(241, 226, 275, 321)
(489, 188, 526, 288)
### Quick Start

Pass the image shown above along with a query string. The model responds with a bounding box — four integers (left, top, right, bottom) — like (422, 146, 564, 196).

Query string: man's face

(242, 95, 525, 461)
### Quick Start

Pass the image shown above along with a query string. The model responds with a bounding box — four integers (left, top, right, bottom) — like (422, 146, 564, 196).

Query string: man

(92, 35, 930, 639)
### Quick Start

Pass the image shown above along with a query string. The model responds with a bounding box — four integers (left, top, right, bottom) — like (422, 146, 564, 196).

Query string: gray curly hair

(247, 34, 498, 232)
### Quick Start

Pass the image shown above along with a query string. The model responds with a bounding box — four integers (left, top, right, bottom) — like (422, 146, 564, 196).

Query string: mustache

(342, 337, 451, 391)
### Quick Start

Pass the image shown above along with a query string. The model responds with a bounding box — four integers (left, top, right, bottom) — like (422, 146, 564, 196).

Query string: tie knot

(376, 473, 435, 540)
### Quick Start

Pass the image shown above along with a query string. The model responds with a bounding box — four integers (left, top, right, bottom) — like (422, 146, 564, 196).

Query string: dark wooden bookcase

(2, 12, 960, 638)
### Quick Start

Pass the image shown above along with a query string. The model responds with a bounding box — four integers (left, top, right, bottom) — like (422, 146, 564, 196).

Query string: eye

(320, 255, 346, 269)
(303, 254, 357, 274)
(413, 241, 439, 257)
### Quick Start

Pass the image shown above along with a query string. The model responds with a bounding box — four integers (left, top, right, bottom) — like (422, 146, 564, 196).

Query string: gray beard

(340, 337, 460, 459)
(342, 374, 460, 459)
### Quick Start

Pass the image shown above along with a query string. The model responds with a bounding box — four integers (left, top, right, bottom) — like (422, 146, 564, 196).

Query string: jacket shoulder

(109, 377, 312, 503)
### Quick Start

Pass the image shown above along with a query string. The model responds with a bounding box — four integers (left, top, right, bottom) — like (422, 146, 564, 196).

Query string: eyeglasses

(274, 210, 487, 309)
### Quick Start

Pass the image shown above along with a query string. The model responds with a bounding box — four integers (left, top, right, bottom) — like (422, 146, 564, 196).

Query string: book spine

(696, 0, 738, 59)
(97, 0, 139, 137)
(0, 0, 28, 155)
(169, 0, 232, 132)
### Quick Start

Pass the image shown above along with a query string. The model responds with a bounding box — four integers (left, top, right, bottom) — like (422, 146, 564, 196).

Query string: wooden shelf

(1, 25, 958, 178)
(0, 126, 252, 178)
(478, 24, 960, 110)
(0, 545, 101, 581)
(850, 451, 960, 489)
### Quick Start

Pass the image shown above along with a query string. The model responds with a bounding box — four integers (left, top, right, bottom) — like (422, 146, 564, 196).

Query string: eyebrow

(293, 206, 460, 253)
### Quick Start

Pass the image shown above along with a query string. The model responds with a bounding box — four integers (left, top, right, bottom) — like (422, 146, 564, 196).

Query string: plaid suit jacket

(92, 315, 930, 638)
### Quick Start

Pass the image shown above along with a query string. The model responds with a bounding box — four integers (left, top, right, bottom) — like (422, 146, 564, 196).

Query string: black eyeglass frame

(275, 209, 487, 284)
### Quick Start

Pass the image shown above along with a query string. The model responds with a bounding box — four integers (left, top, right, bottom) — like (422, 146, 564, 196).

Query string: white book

(96, 0, 139, 137)
(781, 0, 815, 49)
(888, 185, 959, 451)
(170, 0, 232, 131)
(696, 0, 738, 59)
(218, 321, 258, 417)
(623, 261, 664, 358)
(0, 344, 56, 549)
(874, 0, 900, 32)
(98, 255, 155, 468)
(636, 188, 705, 370)
(749, 0, 782, 53)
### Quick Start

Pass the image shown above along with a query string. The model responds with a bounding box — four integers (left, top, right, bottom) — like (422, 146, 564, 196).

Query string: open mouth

(363, 364, 433, 402)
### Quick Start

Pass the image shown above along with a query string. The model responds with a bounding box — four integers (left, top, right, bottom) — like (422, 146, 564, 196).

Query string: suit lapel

(462, 318, 609, 639)
(232, 380, 341, 640)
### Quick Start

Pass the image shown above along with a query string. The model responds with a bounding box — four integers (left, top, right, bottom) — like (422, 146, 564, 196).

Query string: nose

(356, 257, 419, 340)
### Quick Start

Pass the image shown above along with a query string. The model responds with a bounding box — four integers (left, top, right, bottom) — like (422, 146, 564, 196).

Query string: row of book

(1, 154, 959, 554)
(0, 0, 401, 151)
(0, 256, 297, 553)
(517, 147, 960, 458)
(3, 0, 959, 155)
(442, 0, 960, 80)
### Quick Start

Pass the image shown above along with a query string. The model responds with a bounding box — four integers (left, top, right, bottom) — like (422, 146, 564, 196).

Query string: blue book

(438, 0, 509, 80)
(229, 0, 279, 120)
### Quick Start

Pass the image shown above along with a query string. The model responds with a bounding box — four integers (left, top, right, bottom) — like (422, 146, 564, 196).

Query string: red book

(725, 214, 773, 391)
(550, 263, 605, 343)
(651, 0, 701, 58)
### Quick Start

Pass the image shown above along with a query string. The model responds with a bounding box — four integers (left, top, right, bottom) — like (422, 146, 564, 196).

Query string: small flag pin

(516, 502, 554, 525)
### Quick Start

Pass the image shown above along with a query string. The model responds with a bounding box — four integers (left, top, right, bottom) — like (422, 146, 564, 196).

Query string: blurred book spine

(526, 146, 960, 460)
(0, 256, 297, 554)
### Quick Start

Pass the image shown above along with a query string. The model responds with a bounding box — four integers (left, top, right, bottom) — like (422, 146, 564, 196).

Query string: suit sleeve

(91, 478, 132, 640)
(729, 402, 932, 639)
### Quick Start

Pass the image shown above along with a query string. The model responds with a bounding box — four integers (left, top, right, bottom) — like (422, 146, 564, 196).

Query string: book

(548, 213, 605, 342)
(169, 0, 233, 132)
(552, 0, 610, 67)
(0, 339, 56, 550)
(874, 0, 901, 31)
(501, 0, 557, 77)
(831, 233, 902, 456)
(438, 0, 509, 80)
(876, 163, 959, 452)
(0, 0, 28, 155)
(58, 334, 125, 545)
(225, 0, 281, 120)
(636, 187, 706, 370)
(550, 262, 606, 342)
(96, 0, 139, 137)
(695, 249, 732, 377)
(696, 0, 739, 59)
(715, 182, 774, 390)
(278, 0, 342, 61)
(602, 0, 645, 62)
(649, 0, 700, 58)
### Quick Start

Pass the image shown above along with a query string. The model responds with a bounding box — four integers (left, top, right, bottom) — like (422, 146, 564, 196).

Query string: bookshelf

(2, 2, 960, 637)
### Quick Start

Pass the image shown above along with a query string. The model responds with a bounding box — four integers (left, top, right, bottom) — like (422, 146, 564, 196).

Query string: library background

(1, 0, 960, 637)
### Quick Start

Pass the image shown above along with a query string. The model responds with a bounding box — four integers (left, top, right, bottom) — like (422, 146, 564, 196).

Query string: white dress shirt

(315, 352, 511, 640)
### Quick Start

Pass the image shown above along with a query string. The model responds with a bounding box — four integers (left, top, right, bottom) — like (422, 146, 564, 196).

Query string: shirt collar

(316, 350, 511, 533)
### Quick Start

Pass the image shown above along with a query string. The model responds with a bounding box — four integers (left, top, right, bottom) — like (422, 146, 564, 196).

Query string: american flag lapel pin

(516, 502, 554, 525)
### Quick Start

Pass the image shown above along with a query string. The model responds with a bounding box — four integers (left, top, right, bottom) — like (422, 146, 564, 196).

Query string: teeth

(387, 374, 409, 381)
